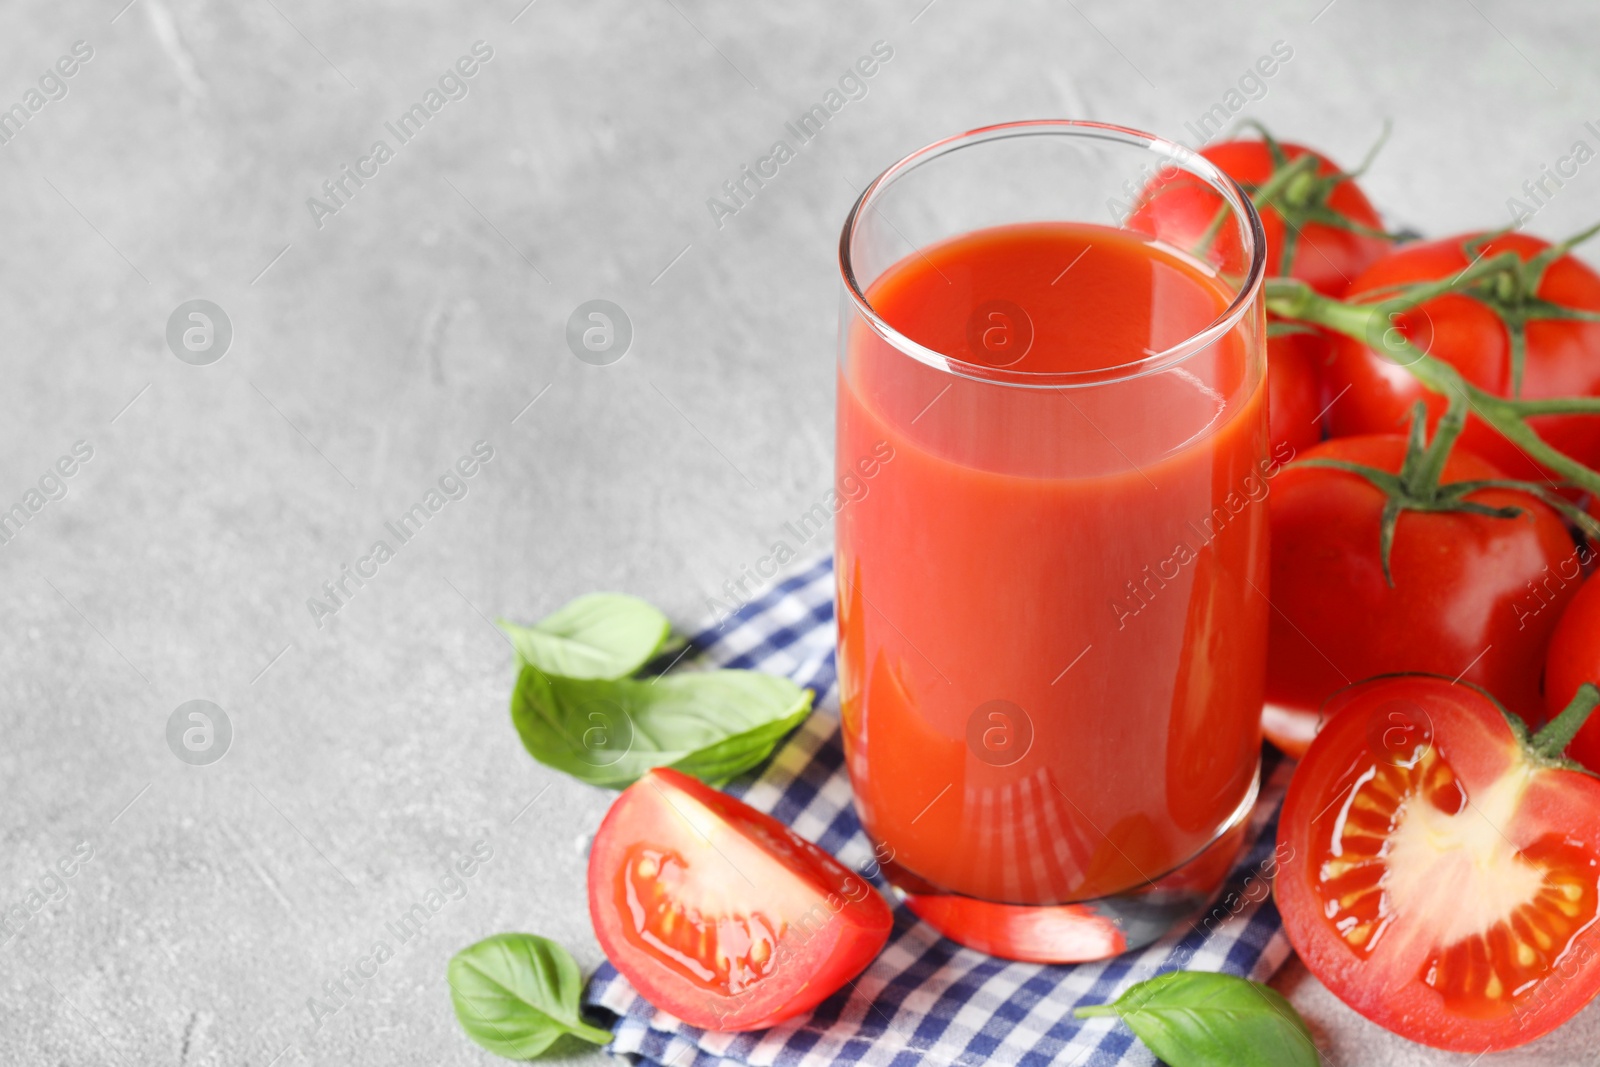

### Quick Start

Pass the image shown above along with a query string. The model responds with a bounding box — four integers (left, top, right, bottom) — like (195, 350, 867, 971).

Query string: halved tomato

(588, 768, 893, 1031)
(1277, 675, 1600, 1051)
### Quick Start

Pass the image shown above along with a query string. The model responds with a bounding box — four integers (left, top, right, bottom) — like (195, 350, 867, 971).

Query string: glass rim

(837, 119, 1268, 389)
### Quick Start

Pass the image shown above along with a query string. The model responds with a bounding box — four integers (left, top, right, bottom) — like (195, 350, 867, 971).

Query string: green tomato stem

(1262, 278, 1600, 496)
(1406, 395, 1466, 498)
(1255, 153, 1322, 210)
(1532, 683, 1600, 761)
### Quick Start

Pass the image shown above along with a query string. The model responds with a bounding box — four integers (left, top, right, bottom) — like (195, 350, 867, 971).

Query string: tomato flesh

(1277, 676, 1600, 1050)
(620, 846, 784, 994)
(1318, 744, 1597, 1013)
(589, 768, 892, 1031)
(1424, 836, 1596, 1015)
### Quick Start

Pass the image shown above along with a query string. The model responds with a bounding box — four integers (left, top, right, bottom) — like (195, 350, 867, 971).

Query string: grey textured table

(3, 1, 1597, 1064)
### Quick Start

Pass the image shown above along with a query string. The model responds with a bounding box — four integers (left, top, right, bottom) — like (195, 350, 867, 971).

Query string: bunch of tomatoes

(1137, 127, 1600, 1053)
(575, 130, 1600, 1058)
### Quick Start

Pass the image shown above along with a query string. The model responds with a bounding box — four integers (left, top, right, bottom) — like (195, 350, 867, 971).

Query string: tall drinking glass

(835, 121, 1269, 961)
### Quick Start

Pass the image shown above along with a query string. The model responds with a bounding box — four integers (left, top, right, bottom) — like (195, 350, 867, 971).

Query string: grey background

(1, 0, 1596, 1064)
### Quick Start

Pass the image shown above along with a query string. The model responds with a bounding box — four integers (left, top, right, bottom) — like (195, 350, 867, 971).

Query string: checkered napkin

(585, 555, 1295, 1067)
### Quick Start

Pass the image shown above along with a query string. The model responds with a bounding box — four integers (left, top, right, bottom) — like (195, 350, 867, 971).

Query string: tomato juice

(837, 220, 1270, 908)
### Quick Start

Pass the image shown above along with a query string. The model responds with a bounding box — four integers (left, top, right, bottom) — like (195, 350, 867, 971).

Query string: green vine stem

(1192, 152, 1320, 259)
(1263, 267, 1600, 498)
(1287, 396, 1600, 586)
(1240, 119, 1409, 249)
(1531, 682, 1600, 763)
(1192, 122, 1405, 265)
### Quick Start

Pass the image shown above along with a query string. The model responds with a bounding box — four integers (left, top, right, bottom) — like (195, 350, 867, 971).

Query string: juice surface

(837, 221, 1269, 905)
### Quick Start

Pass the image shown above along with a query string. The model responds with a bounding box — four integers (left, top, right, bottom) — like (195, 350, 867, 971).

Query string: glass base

(1262, 701, 1318, 757)
(896, 762, 1260, 963)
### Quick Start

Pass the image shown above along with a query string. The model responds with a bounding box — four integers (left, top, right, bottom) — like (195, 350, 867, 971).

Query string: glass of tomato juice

(835, 121, 1270, 961)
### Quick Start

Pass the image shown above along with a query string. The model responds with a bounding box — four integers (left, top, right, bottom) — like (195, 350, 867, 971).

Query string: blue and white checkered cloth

(585, 555, 1294, 1067)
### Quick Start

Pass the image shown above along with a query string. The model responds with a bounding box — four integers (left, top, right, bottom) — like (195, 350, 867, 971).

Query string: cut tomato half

(1277, 675, 1600, 1051)
(588, 768, 893, 1031)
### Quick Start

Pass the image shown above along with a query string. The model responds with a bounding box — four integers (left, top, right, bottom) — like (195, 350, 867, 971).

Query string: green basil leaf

(511, 666, 813, 788)
(1074, 972, 1318, 1067)
(671, 710, 809, 782)
(447, 933, 611, 1059)
(497, 593, 670, 680)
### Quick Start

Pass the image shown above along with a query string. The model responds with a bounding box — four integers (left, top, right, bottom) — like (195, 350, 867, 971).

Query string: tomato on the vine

(1264, 431, 1579, 756)
(1276, 675, 1600, 1051)
(1131, 131, 1394, 295)
(1323, 231, 1600, 482)
(587, 768, 892, 1031)
(1131, 130, 1389, 456)
(1203, 135, 1393, 295)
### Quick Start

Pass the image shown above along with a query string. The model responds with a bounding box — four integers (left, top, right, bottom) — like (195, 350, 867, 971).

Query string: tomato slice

(588, 768, 893, 1031)
(1277, 676, 1600, 1051)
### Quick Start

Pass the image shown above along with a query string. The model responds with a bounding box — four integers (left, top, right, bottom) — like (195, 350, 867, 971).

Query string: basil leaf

(1074, 972, 1319, 1067)
(511, 666, 813, 788)
(447, 933, 611, 1059)
(497, 593, 670, 680)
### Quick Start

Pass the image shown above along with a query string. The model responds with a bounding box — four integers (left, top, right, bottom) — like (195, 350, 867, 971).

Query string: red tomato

(1269, 327, 1331, 455)
(1323, 232, 1600, 482)
(587, 768, 892, 1031)
(1206, 139, 1391, 295)
(1264, 435, 1579, 756)
(1131, 137, 1391, 295)
(1131, 136, 1383, 455)
(1545, 570, 1600, 770)
(1276, 675, 1600, 1051)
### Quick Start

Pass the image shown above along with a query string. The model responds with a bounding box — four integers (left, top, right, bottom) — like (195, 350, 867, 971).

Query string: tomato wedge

(1277, 675, 1600, 1051)
(588, 768, 892, 1031)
